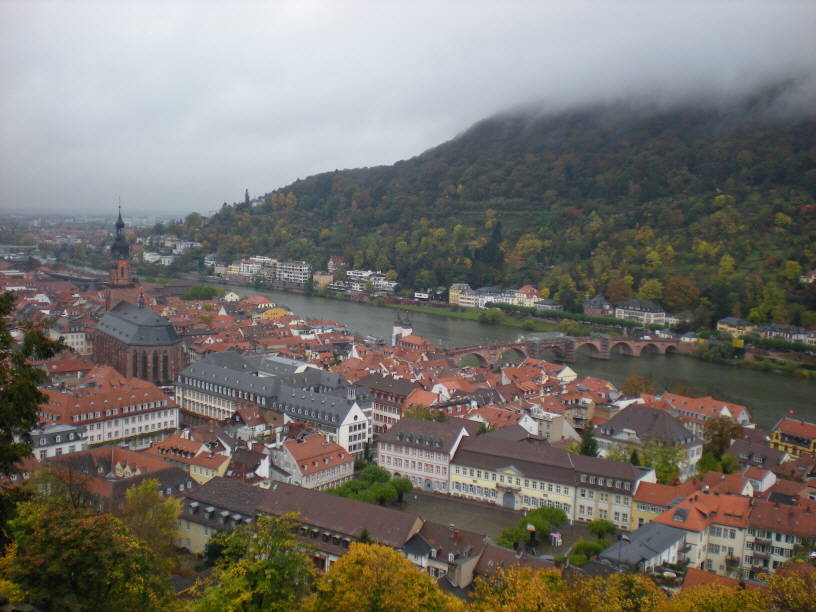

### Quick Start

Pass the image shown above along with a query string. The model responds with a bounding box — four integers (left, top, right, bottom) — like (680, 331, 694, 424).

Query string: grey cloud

(1, 0, 814, 216)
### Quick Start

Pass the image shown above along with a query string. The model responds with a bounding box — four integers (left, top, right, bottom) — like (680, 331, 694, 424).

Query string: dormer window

(448, 553, 455, 562)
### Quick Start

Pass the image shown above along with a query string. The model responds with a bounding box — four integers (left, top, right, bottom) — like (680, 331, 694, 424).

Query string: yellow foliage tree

(656, 583, 765, 612)
(117, 478, 181, 575)
(766, 563, 816, 612)
(566, 573, 665, 611)
(470, 567, 567, 612)
(299, 543, 464, 612)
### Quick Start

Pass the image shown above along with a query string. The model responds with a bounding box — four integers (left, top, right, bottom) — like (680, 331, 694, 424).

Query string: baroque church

(93, 209, 184, 385)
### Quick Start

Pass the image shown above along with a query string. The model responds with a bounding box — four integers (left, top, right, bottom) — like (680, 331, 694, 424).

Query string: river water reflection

(208, 284, 814, 430)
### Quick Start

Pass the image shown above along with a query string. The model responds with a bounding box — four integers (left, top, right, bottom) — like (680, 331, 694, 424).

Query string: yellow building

(448, 283, 471, 306)
(176, 477, 266, 554)
(771, 418, 816, 458)
(630, 480, 702, 531)
(261, 307, 289, 320)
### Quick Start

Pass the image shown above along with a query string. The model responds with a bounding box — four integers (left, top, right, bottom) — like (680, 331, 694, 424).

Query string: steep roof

(283, 434, 353, 476)
(596, 404, 700, 448)
(600, 521, 687, 566)
(653, 490, 751, 533)
(95, 300, 181, 346)
(378, 417, 478, 455)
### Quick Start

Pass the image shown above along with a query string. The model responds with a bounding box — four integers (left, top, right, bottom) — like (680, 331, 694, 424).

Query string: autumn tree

(6, 500, 173, 612)
(190, 514, 314, 612)
(663, 277, 700, 313)
(658, 582, 765, 612)
(766, 562, 816, 612)
(621, 372, 657, 397)
(702, 415, 744, 455)
(0, 293, 66, 476)
(565, 573, 666, 612)
(117, 479, 181, 575)
(605, 278, 633, 306)
(470, 566, 566, 612)
(299, 542, 463, 612)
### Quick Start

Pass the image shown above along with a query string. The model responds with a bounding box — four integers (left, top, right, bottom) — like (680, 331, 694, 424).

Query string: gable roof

(378, 417, 478, 454)
(95, 300, 181, 346)
(599, 521, 687, 566)
(597, 404, 701, 448)
(257, 481, 422, 548)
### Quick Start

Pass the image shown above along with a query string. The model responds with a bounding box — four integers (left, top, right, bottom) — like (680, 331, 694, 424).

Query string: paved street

(397, 491, 521, 539)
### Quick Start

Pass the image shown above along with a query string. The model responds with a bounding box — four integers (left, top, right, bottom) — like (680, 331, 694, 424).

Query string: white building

(375, 417, 478, 493)
(31, 423, 88, 460)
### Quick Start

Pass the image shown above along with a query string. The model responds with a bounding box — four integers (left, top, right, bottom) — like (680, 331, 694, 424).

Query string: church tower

(106, 206, 134, 310)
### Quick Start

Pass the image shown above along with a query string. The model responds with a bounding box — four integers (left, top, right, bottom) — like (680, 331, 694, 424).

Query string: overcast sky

(2, 1, 815, 218)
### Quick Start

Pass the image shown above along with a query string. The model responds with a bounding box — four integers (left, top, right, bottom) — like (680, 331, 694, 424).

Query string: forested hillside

(194, 100, 816, 328)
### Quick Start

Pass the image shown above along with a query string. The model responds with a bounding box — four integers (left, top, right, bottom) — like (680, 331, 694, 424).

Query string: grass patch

(387, 303, 562, 333)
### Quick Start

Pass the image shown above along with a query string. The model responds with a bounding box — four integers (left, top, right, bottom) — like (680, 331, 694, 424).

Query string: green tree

(403, 405, 436, 421)
(696, 451, 721, 478)
(191, 514, 315, 612)
(356, 527, 373, 544)
(117, 479, 181, 575)
(719, 454, 741, 474)
(578, 422, 599, 457)
(637, 279, 664, 304)
(181, 285, 220, 300)
(478, 308, 503, 324)
(392, 477, 413, 502)
(0, 293, 66, 476)
(7, 501, 173, 612)
(497, 525, 530, 549)
(360, 464, 391, 485)
(640, 438, 686, 484)
(587, 518, 618, 540)
(185, 212, 204, 231)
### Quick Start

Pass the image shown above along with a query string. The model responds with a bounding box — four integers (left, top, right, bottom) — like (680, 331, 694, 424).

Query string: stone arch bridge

(442, 335, 692, 369)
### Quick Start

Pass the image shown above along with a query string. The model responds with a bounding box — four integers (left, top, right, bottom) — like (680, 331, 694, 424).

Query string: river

(207, 284, 814, 431)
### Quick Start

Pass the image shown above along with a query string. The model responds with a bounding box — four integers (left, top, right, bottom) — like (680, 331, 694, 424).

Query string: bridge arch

(528, 342, 568, 362)
(455, 351, 489, 369)
(610, 340, 638, 357)
(497, 346, 528, 364)
(572, 338, 605, 360)
(640, 342, 665, 356)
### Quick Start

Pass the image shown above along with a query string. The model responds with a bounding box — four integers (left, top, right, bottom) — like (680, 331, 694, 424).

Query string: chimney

(453, 530, 460, 544)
